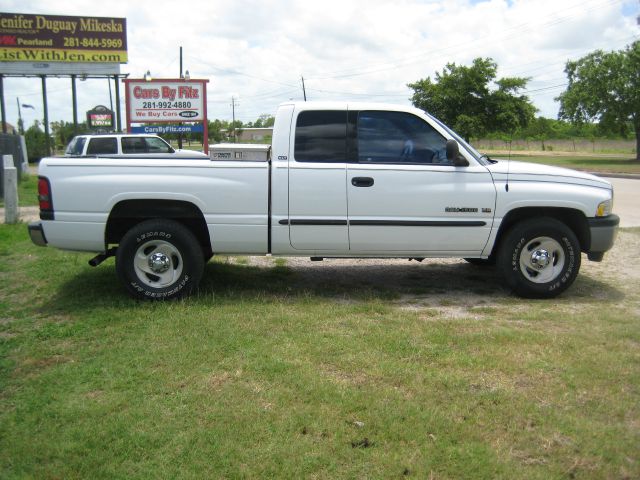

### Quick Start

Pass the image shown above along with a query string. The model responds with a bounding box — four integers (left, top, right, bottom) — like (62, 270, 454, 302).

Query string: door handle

(351, 177, 374, 187)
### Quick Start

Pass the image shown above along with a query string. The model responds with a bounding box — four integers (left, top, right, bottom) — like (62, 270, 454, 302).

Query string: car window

(121, 137, 147, 154)
(86, 137, 117, 155)
(65, 137, 86, 155)
(294, 110, 347, 162)
(145, 137, 173, 153)
(357, 111, 448, 164)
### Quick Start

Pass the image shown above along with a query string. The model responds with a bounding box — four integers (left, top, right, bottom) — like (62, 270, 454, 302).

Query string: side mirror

(446, 139, 469, 167)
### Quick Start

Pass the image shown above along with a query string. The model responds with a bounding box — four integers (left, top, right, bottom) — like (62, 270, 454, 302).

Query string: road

(605, 177, 639, 228)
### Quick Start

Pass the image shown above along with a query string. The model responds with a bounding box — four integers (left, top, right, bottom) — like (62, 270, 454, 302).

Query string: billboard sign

(124, 79, 208, 123)
(0, 13, 127, 64)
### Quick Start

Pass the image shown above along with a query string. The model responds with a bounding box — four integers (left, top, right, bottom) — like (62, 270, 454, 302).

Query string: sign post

(123, 78, 209, 154)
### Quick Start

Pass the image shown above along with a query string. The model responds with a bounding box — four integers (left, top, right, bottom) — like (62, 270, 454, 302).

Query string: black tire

(116, 219, 204, 300)
(498, 217, 581, 299)
(464, 256, 496, 267)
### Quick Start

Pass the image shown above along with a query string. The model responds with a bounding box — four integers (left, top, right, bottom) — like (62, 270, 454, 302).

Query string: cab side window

(294, 110, 347, 162)
(357, 111, 448, 164)
(121, 137, 147, 154)
(145, 137, 172, 153)
(86, 137, 117, 155)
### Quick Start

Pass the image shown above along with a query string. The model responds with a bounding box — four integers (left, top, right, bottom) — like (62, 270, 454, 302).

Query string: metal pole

(301, 76, 307, 101)
(71, 75, 78, 133)
(114, 75, 122, 132)
(231, 96, 236, 143)
(41, 75, 51, 156)
(178, 46, 183, 149)
(203, 81, 209, 155)
(0, 75, 6, 134)
(16, 97, 22, 134)
(108, 77, 113, 112)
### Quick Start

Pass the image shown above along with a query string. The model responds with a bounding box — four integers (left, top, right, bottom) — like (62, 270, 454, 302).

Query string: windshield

(425, 114, 491, 165)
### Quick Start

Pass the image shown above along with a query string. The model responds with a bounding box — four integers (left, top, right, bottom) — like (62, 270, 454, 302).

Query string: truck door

(287, 109, 349, 251)
(347, 110, 496, 254)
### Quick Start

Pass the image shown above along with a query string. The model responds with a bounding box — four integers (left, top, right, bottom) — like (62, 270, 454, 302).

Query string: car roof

(73, 134, 162, 139)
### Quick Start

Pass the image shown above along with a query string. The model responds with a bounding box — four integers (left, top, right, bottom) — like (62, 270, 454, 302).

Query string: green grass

(1, 224, 639, 479)
(489, 154, 640, 174)
(0, 173, 39, 208)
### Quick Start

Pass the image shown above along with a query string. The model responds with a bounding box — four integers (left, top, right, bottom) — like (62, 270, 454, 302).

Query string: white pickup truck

(29, 101, 619, 299)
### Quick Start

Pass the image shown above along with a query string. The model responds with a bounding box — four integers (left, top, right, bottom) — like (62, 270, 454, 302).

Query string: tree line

(409, 41, 639, 161)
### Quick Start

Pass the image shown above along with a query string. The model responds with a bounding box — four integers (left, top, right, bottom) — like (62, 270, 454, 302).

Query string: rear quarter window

(294, 110, 347, 162)
(86, 137, 118, 155)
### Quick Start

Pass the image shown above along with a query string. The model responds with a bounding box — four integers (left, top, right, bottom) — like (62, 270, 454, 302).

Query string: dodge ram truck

(28, 101, 619, 299)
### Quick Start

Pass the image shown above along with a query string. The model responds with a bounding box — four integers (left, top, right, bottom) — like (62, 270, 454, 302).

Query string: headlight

(596, 199, 612, 217)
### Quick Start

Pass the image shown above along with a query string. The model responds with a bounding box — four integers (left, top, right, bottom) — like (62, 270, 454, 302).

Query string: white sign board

(124, 79, 207, 123)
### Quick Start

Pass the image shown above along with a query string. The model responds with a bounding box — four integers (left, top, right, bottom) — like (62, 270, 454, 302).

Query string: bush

(24, 121, 49, 162)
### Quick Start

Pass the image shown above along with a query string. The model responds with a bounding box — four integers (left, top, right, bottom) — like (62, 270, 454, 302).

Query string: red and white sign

(123, 78, 208, 123)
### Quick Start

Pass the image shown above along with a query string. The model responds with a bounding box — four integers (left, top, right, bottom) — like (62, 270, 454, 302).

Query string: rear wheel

(116, 219, 204, 300)
(498, 217, 581, 298)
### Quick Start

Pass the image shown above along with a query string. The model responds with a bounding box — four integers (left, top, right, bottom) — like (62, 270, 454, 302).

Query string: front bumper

(587, 214, 619, 261)
(28, 222, 47, 247)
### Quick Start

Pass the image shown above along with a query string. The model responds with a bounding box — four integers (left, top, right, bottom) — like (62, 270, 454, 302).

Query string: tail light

(38, 176, 54, 220)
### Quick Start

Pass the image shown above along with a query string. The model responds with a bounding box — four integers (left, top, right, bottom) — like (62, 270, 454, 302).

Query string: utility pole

(16, 98, 23, 134)
(301, 76, 307, 101)
(231, 96, 238, 143)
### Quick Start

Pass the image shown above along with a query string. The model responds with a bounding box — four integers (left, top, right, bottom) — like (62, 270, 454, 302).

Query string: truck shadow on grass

(45, 257, 624, 311)
(200, 259, 624, 303)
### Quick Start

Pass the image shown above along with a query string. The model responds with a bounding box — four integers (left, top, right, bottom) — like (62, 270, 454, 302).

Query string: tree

(254, 114, 275, 128)
(24, 121, 49, 162)
(408, 58, 536, 140)
(557, 41, 640, 161)
(50, 120, 88, 151)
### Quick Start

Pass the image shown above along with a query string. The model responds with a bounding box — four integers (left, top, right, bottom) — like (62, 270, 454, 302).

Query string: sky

(1, 0, 639, 130)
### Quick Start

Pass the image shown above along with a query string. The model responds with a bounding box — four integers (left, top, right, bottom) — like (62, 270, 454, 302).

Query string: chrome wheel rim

(133, 240, 183, 288)
(518, 236, 565, 284)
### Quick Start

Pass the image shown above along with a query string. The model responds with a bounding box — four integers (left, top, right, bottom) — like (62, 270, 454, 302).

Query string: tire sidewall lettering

(136, 231, 172, 243)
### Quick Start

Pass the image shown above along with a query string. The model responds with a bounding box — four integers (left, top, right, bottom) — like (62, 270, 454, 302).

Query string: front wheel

(498, 217, 581, 298)
(116, 219, 204, 300)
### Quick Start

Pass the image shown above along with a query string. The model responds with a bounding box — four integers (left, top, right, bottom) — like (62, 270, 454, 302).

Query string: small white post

(3, 154, 18, 224)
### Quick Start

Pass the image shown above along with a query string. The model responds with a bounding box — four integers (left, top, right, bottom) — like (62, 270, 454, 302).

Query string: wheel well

(491, 207, 590, 255)
(106, 200, 213, 258)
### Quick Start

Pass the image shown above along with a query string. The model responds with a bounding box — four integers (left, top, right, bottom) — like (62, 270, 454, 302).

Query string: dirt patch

(236, 229, 639, 310)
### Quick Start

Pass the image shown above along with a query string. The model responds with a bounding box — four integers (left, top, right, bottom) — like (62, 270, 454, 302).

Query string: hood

(485, 160, 611, 190)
